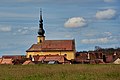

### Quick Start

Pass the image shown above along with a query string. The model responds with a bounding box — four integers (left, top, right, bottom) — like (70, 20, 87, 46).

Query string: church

(26, 10, 76, 61)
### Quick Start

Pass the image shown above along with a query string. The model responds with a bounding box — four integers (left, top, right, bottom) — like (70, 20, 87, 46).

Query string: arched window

(29, 55, 32, 60)
(64, 54, 67, 56)
(40, 40, 42, 43)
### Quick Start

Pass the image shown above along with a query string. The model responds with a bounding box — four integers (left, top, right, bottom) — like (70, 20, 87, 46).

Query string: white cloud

(13, 27, 37, 35)
(84, 33, 96, 37)
(0, 25, 11, 32)
(16, 27, 29, 35)
(104, 0, 114, 2)
(81, 37, 109, 44)
(104, 32, 112, 36)
(64, 17, 87, 28)
(64, 34, 72, 38)
(0, 12, 35, 18)
(95, 9, 116, 20)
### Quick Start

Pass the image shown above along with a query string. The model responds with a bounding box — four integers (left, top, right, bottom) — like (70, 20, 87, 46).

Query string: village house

(26, 10, 76, 63)
(113, 58, 120, 64)
(2, 55, 25, 60)
(0, 55, 26, 65)
(75, 51, 105, 64)
(0, 58, 13, 65)
(33, 55, 69, 64)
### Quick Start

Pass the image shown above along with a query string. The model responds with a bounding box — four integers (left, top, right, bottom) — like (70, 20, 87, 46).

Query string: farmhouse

(26, 10, 76, 61)
(0, 58, 13, 65)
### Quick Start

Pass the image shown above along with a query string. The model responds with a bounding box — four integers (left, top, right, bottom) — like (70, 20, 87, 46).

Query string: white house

(113, 58, 120, 64)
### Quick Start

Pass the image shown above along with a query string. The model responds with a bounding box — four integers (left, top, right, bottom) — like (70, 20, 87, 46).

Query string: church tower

(37, 9, 45, 44)
(26, 9, 75, 60)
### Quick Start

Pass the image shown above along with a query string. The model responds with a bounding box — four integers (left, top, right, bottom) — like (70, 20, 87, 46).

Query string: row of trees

(94, 46, 120, 54)
(78, 46, 120, 55)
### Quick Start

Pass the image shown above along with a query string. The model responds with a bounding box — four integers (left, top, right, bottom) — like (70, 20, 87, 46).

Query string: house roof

(0, 58, 13, 65)
(76, 53, 88, 61)
(44, 55, 65, 63)
(22, 60, 35, 65)
(26, 40, 75, 52)
(33, 55, 65, 63)
(2, 55, 25, 60)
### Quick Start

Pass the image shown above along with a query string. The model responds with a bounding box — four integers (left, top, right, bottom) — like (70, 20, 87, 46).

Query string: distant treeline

(79, 46, 120, 55)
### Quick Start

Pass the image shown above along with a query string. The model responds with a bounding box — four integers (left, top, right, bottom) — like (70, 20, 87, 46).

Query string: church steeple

(37, 9, 45, 44)
(38, 8, 45, 36)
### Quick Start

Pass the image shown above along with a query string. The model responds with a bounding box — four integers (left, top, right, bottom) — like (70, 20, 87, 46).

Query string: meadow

(0, 64, 120, 80)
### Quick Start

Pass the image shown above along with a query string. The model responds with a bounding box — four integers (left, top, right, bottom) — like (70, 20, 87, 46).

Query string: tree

(95, 46, 102, 51)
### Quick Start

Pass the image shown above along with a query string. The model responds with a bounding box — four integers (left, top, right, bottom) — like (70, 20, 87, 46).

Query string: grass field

(0, 64, 120, 80)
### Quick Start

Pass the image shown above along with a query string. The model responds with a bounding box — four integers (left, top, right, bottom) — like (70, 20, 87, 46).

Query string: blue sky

(0, 0, 120, 56)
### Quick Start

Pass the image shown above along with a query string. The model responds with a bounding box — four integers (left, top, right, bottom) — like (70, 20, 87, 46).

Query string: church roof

(26, 40, 75, 52)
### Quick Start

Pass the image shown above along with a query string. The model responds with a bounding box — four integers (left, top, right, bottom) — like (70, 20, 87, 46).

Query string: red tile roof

(22, 60, 35, 65)
(33, 55, 66, 63)
(26, 40, 75, 52)
(2, 55, 25, 60)
(44, 55, 65, 63)
(1, 58, 13, 65)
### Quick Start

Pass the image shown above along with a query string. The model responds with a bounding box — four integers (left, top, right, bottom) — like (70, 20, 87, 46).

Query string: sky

(0, 0, 120, 56)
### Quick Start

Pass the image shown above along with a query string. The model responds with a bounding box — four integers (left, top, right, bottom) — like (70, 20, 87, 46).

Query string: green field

(0, 64, 120, 80)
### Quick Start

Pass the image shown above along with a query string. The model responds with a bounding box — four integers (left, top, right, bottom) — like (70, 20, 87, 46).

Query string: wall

(26, 51, 75, 60)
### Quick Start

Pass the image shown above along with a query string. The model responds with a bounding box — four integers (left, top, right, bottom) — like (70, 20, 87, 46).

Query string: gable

(114, 58, 120, 64)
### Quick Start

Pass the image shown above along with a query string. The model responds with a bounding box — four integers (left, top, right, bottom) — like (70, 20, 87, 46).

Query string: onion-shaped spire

(38, 8, 45, 36)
